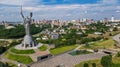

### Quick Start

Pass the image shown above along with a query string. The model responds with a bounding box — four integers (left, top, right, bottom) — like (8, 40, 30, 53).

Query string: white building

(109, 15, 120, 22)
(111, 15, 115, 22)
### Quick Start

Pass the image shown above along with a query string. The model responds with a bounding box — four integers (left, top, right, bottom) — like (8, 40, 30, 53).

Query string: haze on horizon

(0, 0, 120, 22)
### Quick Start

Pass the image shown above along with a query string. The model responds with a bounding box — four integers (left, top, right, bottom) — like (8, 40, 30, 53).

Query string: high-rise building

(111, 15, 115, 22)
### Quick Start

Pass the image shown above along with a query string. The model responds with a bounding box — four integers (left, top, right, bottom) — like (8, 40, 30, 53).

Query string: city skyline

(0, 0, 120, 22)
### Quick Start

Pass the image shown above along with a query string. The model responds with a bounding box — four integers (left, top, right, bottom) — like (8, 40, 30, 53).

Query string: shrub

(11, 48, 35, 54)
(84, 63, 89, 67)
(116, 52, 120, 57)
(92, 63, 96, 67)
(101, 55, 112, 67)
(0, 46, 6, 54)
(109, 33, 112, 36)
(39, 45, 47, 51)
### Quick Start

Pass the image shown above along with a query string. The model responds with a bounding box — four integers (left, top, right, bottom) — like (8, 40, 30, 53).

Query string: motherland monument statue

(21, 6, 37, 48)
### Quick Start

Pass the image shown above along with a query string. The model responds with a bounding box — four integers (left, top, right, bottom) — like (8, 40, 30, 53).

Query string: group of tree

(80, 36, 103, 44)
(86, 22, 109, 34)
(83, 55, 112, 67)
(0, 41, 9, 46)
(0, 24, 50, 39)
(0, 40, 21, 54)
(38, 27, 105, 48)
(37, 29, 85, 47)
(37, 38, 76, 48)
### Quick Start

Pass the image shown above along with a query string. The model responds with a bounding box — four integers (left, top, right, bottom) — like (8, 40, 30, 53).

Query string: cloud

(97, 0, 119, 5)
(0, 0, 120, 21)
(0, 0, 21, 5)
(0, 0, 41, 6)
(116, 10, 120, 13)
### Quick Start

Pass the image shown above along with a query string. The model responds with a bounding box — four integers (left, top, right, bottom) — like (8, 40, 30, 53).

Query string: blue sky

(42, 0, 99, 5)
(0, 0, 120, 21)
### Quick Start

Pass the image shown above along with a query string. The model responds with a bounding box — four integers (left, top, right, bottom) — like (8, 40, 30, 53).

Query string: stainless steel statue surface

(21, 6, 37, 48)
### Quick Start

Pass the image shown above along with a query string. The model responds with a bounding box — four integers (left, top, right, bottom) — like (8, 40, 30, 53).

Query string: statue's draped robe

(24, 18, 30, 35)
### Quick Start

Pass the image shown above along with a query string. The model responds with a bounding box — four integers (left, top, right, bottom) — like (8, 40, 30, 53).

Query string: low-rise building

(94, 32, 102, 35)
(50, 33, 59, 39)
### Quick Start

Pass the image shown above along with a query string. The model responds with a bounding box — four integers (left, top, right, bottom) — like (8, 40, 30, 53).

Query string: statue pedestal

(22, 35, 37, 48)
(15, 43, 43, 50)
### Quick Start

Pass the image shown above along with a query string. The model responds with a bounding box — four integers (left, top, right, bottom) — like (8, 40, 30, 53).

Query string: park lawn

(39, 45, 47, 51)
(80, 39, 115, 49)
(4, 52, 33, 64)
(112, 57, 120, 67)
(10, 48, 35, 54)
(87, 34, 101, 38)
(74, 59, 101, 67)
(103, 31, 120, 38)
(50, 45, 77, 55)
(74, 57, 120, 67)
(111, 31, 120, 36)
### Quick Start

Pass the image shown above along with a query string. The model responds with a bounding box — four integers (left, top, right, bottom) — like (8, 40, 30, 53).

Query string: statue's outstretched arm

(21, 6, 25, 19)
(21, 12, 24, 19)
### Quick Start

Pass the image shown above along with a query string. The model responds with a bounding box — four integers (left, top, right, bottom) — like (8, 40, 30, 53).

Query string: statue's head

(24, 16, 30, 23)
(27, 16, 29, 19)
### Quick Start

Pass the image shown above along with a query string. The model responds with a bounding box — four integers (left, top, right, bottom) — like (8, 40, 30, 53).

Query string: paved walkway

(74, 45, 83, 51)
(30, 47, 51, 62)
(113, 34, 120, 44)
(30, 52, 106, 67)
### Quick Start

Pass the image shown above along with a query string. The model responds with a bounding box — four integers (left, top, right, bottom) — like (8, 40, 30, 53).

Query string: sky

(0, 0, 120, 22)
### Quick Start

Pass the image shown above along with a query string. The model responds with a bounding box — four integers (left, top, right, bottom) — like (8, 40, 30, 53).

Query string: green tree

(68, 23, 73, 27)
(84, 63, 89, 67)
(109, 33, 112, 36)
(113, 27, 118, 31)
(92, 63, 96, 67)
(101, 55, 112, 67)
